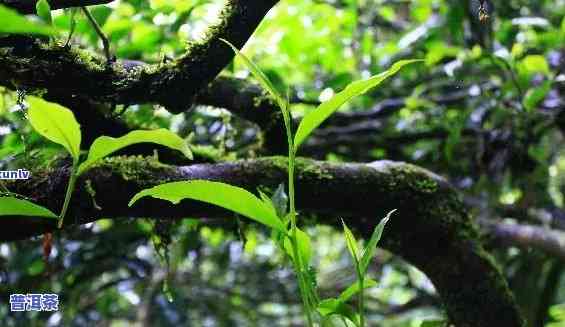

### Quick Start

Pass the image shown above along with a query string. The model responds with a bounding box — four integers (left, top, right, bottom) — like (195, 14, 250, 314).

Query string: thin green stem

(289, 156, 315, 325)
(357, 268, 365, 327)
(359, 277, 365, 327)
(280, 101, 315, 327)
(296, 258, 314, 326)
(58, 161, 78, 228)
(286, 134, 296, 227)
(81, 6, 112, 63)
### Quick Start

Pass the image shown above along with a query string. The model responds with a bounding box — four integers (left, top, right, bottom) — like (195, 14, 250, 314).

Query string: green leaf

(36, 0, 52, 25)
(341, 218, 359, 262)
(338, 278, 378, 303)
(27, 96, 81, 162)
(271, 183, 288, 218)
(220, 39, 286, 110)
(519, 55, 550, 76)
(317, 298, 340, 316)
(27, 259, 45, 275)
(283, 228, 313, 267)
(420, 320, 447, 327)
(0, 197, 58, 219)
(77, 129, 192, 175)
(258, 189, 277, 214)
(317, 298, 360, 326)
(549, 303, 565, 321)
(359, 209, 395, 275)
(0, 4, 57, 35)
(129, 180, 286, 232)
(523, 81, 551, 112)
(222, 38, 294, 151)
(293, 60, 422, 151)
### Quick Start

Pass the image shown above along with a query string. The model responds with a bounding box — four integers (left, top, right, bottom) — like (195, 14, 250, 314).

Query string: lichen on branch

(5, 156, 525, 326)
(0, 0, 279, 113)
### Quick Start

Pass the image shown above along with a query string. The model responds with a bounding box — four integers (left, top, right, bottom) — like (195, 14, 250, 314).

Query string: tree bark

(0, 0, 280, 113)
(5, 156, 525, 326)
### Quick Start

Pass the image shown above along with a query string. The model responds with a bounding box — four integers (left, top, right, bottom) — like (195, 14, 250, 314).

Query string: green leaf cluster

(0, 4, 57, 35)
(128, 41, 410, 326)
(2, 97, 192, 227)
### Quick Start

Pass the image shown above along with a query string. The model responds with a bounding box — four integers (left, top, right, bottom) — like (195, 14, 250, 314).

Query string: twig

(81, 6, 113, 63)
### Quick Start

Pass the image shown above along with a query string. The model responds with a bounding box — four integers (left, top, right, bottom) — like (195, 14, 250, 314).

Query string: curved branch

(481, 220, 565, 261)
(302, 128, 479, 156)
(197, 76, 288, 153)
(0, 0, 279, 113)
(5, 156, 524, 326)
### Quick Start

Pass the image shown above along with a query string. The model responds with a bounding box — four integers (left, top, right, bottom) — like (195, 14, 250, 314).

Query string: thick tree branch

(196, 76, 288, 153)
(481, 220, 565, 261)
(198, 78, 489, 129)
(327, 82, 496, 126)
(0, 0, 279, 113)
(5, 156, 524, 326)
(303, 128, 479, 156)
(195, 77, 491, 155)
(197, 76, 281, 131)
(0, 0, 114, 14)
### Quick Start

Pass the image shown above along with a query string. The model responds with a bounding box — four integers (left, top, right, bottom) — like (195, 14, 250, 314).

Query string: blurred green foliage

(1, 0, 565, 326)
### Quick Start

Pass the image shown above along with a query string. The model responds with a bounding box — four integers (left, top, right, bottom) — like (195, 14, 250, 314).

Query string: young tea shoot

(1, 96, 192, 228)
(129, 40, 419, 326)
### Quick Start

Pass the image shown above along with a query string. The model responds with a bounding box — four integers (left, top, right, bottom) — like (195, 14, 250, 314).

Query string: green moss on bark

(5, 156, 525, 326)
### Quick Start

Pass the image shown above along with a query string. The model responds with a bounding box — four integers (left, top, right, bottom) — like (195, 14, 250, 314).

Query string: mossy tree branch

(0, 0, 279, 113)
(5, 156, 524, 326)
(197, 76, 289, 154)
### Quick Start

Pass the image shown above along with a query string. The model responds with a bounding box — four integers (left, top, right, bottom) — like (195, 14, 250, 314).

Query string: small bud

(477, 1, 490, 22)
